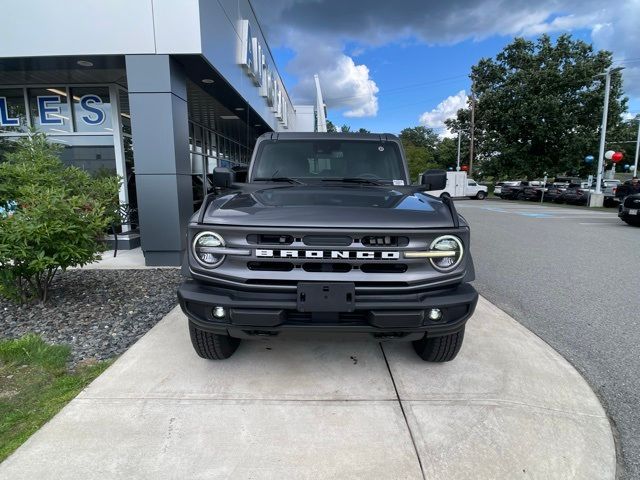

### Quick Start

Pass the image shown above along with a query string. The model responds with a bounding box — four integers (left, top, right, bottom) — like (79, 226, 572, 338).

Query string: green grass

(0, 335, 110, 462)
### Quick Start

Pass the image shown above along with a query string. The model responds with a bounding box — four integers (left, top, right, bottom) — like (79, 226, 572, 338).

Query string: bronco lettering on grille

(255, 249, 400, 259)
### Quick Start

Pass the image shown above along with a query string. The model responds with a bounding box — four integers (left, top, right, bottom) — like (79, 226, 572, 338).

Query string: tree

(340, 124, 352, 133)
(326, 119, 337, 132)
(357, 128, 371, 134)
(447, 34, 627, 179)
(399, 126, 439, 149)
(399, 126, 440, 181)
(0, 133, 120, 303)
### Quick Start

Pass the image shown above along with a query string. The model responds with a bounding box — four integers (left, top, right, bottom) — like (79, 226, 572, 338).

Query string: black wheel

(476, 191, 486, 200)
(440, 192, 450, 199)
(413, 328, 465, 362)
(516, 192, 525, 201)
(189, 321, 240, 359)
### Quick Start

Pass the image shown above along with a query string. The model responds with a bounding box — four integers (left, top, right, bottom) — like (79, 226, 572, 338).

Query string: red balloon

(612, 152, 624, 163)
(461, 165, 469, 171)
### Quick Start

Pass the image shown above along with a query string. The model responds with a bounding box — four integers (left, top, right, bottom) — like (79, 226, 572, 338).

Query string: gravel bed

(0, 269, 182, 366)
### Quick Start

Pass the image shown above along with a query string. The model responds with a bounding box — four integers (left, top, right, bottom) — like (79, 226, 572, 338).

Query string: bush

(0, 133, 120, 303)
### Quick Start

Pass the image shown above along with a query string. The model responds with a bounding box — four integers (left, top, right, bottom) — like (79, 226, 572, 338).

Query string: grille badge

(256, 249, 400, 260)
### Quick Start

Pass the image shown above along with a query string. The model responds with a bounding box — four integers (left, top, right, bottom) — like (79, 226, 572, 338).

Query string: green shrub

(0, 133, 120, 303)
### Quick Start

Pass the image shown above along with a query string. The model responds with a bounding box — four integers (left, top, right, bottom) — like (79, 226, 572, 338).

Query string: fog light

(428, 308, 442, 321)
(213, 306, 226, 319)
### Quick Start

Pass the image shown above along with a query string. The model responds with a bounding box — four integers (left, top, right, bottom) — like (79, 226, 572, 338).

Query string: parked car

(493, 181, 507, 196)
(522, 183, 550, 201)
(603, 179, 621, 207)
(179, 132, 478, 362)
(500, 181, 543, 200)
(546, 183, 570, 203)
(618, 193, 640, 226)
(498, 181, 528, 199)
(562, 182, 592, 204)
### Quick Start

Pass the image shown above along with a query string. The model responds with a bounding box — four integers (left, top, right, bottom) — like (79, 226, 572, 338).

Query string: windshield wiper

(321, 177, 383, 186)
(254, 177, 305, 184)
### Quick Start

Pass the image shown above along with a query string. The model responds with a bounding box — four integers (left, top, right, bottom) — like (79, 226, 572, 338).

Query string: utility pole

(468, 86, 475, 176)
(591, 66, 624, 207)
(634, 116, 640, 176)
(456, 130, 461, 171)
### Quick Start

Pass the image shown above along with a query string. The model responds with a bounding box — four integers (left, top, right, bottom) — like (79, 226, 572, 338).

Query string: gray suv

(178, 133, 478, 362)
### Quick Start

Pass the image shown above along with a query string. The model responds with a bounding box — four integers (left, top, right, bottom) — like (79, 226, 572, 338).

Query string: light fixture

(220, 115, 240, 120)
(235, 107, 245, 111)
(77, 60, 93, 67)
(254, 123, 261, 127)
(201, 78, 214, 84)
(428, 308, 443, 321)
(212, 306, 226, 319)
(192, 231, 226, 268)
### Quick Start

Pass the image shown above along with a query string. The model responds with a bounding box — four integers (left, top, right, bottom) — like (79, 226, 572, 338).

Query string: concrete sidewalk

(0, 297, 616, 479)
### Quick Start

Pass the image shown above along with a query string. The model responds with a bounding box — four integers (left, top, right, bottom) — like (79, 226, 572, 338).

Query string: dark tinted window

(253, 140, 406, 183)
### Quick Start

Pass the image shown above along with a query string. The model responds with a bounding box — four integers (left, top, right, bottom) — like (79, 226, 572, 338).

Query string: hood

(201, 184, 455, 228)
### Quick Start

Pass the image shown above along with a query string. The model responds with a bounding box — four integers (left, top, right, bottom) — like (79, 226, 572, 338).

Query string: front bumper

(178, 280, 478, 341)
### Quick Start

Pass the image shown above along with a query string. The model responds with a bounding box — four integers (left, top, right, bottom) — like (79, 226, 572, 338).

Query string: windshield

(252, 140, 406, 184)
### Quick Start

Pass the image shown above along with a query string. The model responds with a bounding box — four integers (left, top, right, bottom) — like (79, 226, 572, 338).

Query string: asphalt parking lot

(457, 199, 639, 479)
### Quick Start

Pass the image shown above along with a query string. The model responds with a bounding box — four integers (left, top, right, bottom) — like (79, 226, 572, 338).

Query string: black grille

(286, 311, 367, 324)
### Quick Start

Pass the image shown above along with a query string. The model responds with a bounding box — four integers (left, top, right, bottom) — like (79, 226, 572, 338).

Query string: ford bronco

(178, 132, 478, 361)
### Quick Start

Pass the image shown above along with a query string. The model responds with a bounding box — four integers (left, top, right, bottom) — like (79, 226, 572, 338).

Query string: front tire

(413, 328, 465, 362)
(189, 321, 240, 359)
(475, 191, 486, 200)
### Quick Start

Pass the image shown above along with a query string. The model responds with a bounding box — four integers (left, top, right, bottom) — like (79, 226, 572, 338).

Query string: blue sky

(256, 0, 640, 136)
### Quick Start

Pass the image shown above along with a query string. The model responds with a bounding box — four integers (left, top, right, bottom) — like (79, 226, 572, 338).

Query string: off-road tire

(516, 192, 525, 201)
(475, 191, 486, 200)
(189, 321, 240, 359)
(413, 328, 465, 362)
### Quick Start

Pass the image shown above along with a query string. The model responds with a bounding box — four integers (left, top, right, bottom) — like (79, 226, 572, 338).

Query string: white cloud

(278, 32, 380, 117)
(419, 90, 468, 137)
(520, 12, 602, 36)
(254, 0, 640, 116)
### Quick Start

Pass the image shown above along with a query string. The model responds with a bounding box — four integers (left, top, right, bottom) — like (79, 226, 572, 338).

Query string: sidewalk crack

(379, 343, 426, 480)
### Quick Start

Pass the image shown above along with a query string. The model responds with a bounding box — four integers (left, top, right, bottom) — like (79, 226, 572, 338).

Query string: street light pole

(456, 130, 461, 171)
(634, 116, 640, 175)
(595, 71, 612, 195)
(591, 66, 623, 206)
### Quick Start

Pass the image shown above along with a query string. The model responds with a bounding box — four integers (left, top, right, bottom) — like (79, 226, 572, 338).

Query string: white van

(426, 171, 488, 199)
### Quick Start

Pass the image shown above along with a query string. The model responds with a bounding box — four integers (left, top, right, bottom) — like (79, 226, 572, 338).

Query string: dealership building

(0, 0, 318, 266)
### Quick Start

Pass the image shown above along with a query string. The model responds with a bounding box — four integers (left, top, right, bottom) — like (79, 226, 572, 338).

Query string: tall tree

(399, 126, 440, 181)
(340, 124, 352, 133)
(326, 119, 337, 133)
(357, 127, 371, 134)
(447, 34, 627, 179)
(399, 126, 439, 149)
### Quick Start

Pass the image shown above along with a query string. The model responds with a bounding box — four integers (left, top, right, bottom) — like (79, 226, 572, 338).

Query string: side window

(468, 181, 476, 186)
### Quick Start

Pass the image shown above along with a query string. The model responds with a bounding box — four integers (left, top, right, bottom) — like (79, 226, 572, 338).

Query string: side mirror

(420, 169, 446, 190)
(213, 167, 235, 188)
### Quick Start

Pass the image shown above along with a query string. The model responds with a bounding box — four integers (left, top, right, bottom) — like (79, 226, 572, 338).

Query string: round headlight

(193, 231, 225, 268)
(429, 235, 463, 272)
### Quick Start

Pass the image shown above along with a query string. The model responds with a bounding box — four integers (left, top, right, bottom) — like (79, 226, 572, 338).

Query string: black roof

(258, 132, 399, 141)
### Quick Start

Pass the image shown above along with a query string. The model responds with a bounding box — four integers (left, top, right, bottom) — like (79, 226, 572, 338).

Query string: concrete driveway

(0, 297, 616, 479)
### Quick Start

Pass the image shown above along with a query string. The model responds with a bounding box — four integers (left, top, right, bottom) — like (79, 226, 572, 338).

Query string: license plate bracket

(297, 282, 355, 312)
